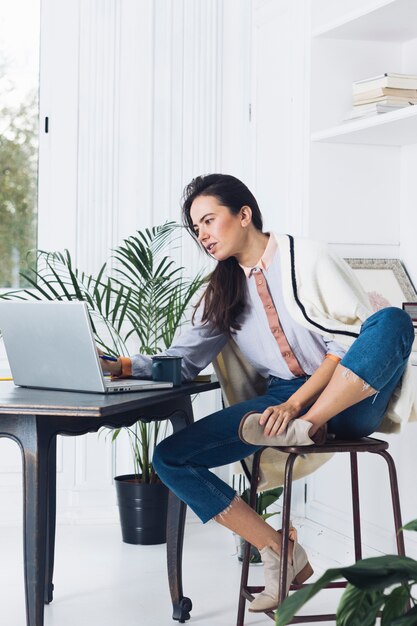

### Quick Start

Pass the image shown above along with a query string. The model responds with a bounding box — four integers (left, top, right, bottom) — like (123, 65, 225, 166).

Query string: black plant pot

(114, 474, 169, 545)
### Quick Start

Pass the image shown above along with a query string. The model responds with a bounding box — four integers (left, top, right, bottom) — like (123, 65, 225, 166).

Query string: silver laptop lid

(0, 301, 107, 393)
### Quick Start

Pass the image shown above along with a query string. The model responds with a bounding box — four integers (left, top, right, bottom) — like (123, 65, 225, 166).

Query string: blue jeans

(153, 308, 414, 523)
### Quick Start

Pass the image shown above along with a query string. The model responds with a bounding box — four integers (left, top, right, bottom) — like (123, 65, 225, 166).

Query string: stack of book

(347, 73, 417, 120)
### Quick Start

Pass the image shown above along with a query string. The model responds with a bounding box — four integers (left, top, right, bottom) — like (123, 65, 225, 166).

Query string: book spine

(353, 96, 417, 106)
(353, 77, 417, 94)
(353, 87, 417, 102)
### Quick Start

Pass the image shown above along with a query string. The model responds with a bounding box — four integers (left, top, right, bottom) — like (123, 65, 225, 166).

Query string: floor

(0, 514, 346, 626)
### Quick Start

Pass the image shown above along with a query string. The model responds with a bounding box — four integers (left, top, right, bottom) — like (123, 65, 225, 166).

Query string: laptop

(0, 301, 174, 394)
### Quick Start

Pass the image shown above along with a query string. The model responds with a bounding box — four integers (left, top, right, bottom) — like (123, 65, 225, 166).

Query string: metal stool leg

(350, 452, 362, 561)
(376, 450, 406, 556)
(236, 450, 262, 626)
(279, 452, 298, 606)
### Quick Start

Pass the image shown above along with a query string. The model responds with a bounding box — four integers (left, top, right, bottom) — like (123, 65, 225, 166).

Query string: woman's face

(189, 195, 249, 261)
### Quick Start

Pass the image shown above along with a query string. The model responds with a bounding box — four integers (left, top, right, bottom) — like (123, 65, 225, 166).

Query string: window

(0, 0, 40, 288)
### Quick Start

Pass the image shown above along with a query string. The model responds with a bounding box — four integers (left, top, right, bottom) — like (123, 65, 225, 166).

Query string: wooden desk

(0, 380, 219, 626)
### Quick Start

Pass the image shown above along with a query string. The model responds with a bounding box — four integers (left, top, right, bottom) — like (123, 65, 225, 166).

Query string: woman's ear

(240, 205, 252, 227)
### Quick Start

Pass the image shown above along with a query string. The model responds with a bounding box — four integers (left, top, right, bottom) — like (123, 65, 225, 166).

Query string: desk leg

(167, 398, 194, 623)
(45, 436, 57, 604)
(19, 416, 51, 626)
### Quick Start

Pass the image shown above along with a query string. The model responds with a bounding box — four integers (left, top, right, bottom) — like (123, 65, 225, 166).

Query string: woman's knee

(366, 307, 414, 350)
(386, 307, 414, 350)
(152, 436, 176, 478)
(374, 306, 412, 329)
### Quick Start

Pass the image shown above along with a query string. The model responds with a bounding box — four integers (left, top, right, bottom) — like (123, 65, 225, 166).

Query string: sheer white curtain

(0, 0, 251, 523)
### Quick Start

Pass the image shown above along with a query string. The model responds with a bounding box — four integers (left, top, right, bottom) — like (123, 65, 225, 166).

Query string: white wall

(0, 0, 251, 524)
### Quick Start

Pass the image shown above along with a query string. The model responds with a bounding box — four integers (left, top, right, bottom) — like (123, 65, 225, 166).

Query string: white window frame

(37, 0, 80, 254)
(0, 0, 80, 369)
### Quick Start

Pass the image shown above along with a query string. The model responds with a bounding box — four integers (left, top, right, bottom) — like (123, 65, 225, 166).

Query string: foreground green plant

(276, 520, 417, 626)
(0, 222, 205, 482)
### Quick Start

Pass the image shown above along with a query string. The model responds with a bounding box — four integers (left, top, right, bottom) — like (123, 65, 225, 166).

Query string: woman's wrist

(289, 360, 337, 412)
(108, 358, 122, 377)
(287, 396, 304, 413)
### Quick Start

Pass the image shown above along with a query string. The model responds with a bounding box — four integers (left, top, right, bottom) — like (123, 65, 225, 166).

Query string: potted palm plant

(109, 420, 171, 544)
(0, 222, 205, 544)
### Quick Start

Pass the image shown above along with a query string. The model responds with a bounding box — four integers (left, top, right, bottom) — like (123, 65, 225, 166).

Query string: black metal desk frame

(0, 381, 219, 626)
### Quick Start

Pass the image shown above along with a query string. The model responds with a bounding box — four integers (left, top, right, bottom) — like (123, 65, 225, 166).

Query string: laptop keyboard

(105, 380, 141, 388)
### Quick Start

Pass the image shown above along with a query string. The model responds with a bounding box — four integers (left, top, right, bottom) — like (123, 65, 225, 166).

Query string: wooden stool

(237, 436, 405, 625)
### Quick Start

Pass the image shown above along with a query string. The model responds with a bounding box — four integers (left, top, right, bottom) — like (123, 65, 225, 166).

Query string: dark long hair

(181, 173, 263, 334)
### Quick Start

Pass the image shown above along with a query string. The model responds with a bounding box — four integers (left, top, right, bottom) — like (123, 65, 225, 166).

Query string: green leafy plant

(233, 474, 283, 521)
(0, 89, 38, 289)
(107, 421, 168, 484)
(0, 222, 205, 483)
(276, 519, 417, 626)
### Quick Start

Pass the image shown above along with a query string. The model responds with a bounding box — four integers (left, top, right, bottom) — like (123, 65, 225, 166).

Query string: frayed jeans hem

(211, 494, 241, 523)
(201, 491, 238, 524)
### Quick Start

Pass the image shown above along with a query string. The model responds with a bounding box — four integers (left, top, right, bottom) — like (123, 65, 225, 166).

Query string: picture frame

(402, 302, 417, 327)
(344, 258, 417, 310)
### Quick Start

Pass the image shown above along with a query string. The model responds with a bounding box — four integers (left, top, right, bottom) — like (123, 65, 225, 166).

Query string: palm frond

(7, 221, 204, 481)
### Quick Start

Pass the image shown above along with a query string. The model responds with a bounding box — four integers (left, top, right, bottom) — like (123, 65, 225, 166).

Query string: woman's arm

(260, 357, 339, 436)
(99, 305, 228, 381)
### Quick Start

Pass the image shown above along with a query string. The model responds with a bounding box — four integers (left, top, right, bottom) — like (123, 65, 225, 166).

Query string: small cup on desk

(151, 356, 182, 387)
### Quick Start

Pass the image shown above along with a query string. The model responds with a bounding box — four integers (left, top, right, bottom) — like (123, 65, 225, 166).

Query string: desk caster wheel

(172, 597, 192, 622)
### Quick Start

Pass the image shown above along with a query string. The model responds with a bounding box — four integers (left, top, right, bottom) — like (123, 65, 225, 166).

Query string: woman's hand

(97, 347, 122, 377)
(259, 400, 302, 437)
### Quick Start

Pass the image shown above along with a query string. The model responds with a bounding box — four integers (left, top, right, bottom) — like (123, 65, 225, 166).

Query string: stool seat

(273, 435, 389, 455)
(236, 435, 404, 625)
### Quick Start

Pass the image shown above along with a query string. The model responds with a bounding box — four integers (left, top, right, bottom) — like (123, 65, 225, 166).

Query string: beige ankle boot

(239, 412, 327, 447)
(248, 539, 313, 612)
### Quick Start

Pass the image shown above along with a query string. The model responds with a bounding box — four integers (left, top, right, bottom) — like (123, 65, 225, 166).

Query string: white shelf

(311, 105, 417, 145)
(313, 0, 417, 42)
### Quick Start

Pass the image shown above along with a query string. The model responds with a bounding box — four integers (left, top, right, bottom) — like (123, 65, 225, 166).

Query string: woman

(102, 173, 415, 612)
